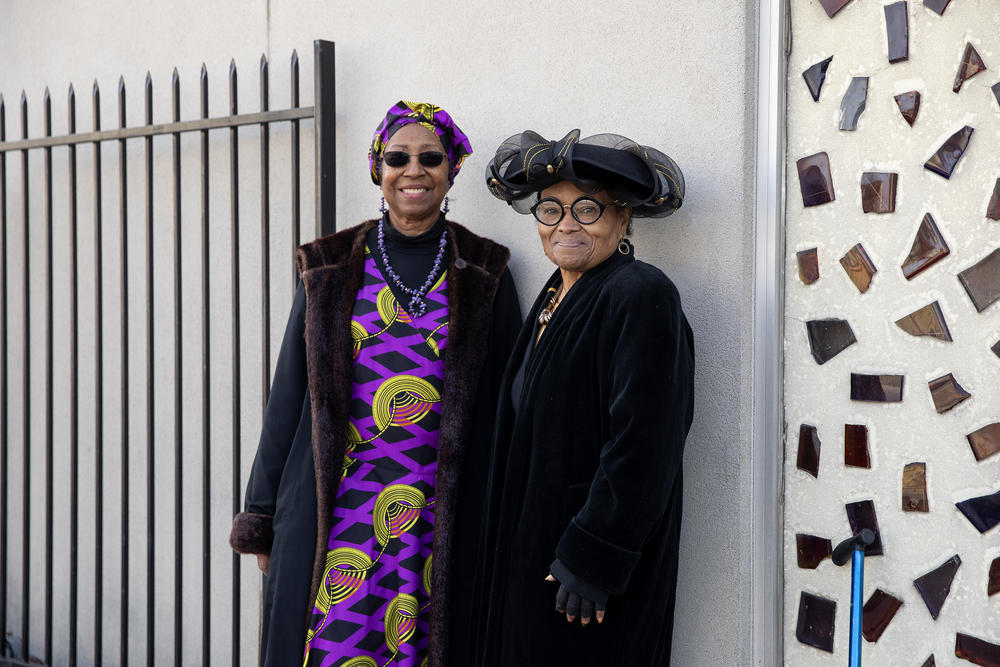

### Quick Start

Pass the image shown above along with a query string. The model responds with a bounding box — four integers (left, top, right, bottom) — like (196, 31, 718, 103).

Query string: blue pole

(848, 548, 864, 667)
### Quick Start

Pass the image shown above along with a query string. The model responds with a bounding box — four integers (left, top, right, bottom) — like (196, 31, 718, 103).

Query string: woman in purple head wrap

(231, 101, 521, 666)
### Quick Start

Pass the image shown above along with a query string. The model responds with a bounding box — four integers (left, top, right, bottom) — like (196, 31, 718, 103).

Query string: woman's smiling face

(379, 123, 450, 234)
(536, 180, 629, 280)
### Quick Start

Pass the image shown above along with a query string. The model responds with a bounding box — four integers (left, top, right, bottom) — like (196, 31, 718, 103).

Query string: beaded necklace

(377, 217, 448, 317)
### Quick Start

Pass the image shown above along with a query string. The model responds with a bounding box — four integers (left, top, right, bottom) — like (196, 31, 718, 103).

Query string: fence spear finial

(20, 91, 28, 139)
(200, 64, 208, 117)
(43, 88, 51, 134)
(260, 54, 269, 111)
(229, 59, 237, 114)
(67, 84, 75, 133)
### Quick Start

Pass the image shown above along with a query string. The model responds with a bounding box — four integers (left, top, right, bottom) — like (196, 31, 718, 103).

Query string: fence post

(313, 40, 335, 239)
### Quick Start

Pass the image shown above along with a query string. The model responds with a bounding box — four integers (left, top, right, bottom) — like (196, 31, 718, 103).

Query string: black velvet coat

(479, 250, 695, 667)
(229, 219, 521, 667)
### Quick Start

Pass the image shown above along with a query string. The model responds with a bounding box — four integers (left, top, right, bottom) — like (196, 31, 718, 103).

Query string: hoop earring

(617, 238, 631, 255)
(379, 196, 386, 214)
(442, 195, 450, 215)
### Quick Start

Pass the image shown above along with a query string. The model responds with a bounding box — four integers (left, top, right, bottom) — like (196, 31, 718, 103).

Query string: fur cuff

(229, 512, 274, 555)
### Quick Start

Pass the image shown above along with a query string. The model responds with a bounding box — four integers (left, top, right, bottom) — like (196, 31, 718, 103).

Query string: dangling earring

(442, 195, 450, 215)
(617, 238, 631, 255)
(379, 196, 387, 214)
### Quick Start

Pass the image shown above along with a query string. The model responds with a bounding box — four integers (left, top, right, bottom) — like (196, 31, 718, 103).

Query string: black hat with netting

(485, 129, 684, 218)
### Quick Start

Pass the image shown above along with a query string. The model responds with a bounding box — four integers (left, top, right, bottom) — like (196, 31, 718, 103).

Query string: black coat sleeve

(229, 282, 309, 555)
(554, 273, 695, 595)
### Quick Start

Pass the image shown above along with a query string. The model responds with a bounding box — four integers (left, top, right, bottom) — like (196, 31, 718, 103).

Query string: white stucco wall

(0, 1, 759, 664)
(784, 1, 1000, 665)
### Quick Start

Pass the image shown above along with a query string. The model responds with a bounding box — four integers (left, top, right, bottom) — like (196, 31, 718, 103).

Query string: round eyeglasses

(530, 196, 615, 226)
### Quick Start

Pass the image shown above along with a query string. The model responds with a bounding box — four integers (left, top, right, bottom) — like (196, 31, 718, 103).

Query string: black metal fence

(0, 38, 336, 666)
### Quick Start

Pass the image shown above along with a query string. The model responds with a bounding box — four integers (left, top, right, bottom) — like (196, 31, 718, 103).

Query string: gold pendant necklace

(537, 285, 562, 325)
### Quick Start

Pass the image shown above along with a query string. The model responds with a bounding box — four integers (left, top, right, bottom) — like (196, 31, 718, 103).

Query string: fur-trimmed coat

(229, 219, 521, 667)
(479, 250, 694, 666)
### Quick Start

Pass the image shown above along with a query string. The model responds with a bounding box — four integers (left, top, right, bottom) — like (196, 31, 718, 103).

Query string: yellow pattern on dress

(422, 554, 433, 597)
(385, 594, 419, 655)
(373, 484, 429, 548)
(317, 547, 374, 611)
(372, 376, 440, 433)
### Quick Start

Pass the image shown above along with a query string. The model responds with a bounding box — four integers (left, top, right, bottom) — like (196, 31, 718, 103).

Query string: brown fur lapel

(296, 220, 373, 622)
(296, 220, 509, 667)
(427, 222, 508, 665)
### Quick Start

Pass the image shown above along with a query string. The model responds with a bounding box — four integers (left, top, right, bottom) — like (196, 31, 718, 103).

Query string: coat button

(455, 258, 467, 269)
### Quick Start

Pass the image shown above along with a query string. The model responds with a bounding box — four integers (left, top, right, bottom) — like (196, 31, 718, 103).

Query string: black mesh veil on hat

(485, 129, 684, 218)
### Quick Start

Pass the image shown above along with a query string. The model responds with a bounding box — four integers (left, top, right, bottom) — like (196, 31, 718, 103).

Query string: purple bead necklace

(377, 217, 448, 317)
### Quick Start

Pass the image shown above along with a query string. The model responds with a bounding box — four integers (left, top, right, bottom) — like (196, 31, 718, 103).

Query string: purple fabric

(369, 100, 473, 185)
(303, 249, 449, 667)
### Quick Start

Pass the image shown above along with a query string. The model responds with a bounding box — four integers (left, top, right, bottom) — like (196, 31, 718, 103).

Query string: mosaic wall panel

(784, 1, 1000, 664)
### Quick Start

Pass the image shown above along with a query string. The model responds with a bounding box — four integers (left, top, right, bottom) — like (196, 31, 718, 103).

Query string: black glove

(548, 575, 607, 625)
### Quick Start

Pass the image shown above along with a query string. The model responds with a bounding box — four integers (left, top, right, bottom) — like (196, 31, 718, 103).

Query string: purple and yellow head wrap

(369, 100, 473, 186)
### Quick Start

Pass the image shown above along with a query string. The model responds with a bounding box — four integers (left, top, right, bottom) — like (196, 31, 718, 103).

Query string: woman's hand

(256, 554, 270, 576)
(546, 574, 606, 626)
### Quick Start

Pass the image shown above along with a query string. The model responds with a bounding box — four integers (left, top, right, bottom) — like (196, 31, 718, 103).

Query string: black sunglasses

(382, 151, 446, 168)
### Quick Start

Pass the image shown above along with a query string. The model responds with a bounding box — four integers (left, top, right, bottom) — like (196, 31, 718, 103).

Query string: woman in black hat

(477, 130, 695, 666)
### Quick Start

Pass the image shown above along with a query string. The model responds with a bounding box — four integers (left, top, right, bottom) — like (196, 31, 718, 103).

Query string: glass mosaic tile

(894, 91, 921, 126)
(884, 2, 909, 63)
(895, 301, 952, 341)
(846, 500, 884, 556)
(861, 172, 898, 213)
(796, 533, 832, 569)
(803, 56, 833, 102)
(819, 0, 853, 17)
(955, 490, 1000, 534)
(902, 213, 950, 280)
(966, 423, 1000, 462)
(798, 248, 820, 284)
(993, 82, 1000, 108)
(796, 591, 836, 653)
(913, 554, 960, 620)
(954, 42, 987, 93)
(902, 462, 928, 512)
(797, 152, 835, 207)
(928, 373, 971, 413)
(925, 126, 974, 179)
(992, 340, 1000, 359)
(923, 0, 950, 13)
(955, 633, 1000, 666)
(989, 557, 1000, 597)
(862, 589, 902, 642)
(841, 244, 877, 292)
(851, 373, 903, 402)
(921, 655, 936, 667)
(987, 179, 1000, 221)
(840, 77, 869, 130)
(798, 424, 821, 478)
(845, 424, 871, 468)
(958, 248, 1000, 312)
(807, 319, 857, 364)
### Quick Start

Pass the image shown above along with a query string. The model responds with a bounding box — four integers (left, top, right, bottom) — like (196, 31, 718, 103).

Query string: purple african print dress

(303, 247, 448, 667)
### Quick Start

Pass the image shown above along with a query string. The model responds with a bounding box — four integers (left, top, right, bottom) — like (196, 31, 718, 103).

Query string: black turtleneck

(366, 212, 447, 310)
